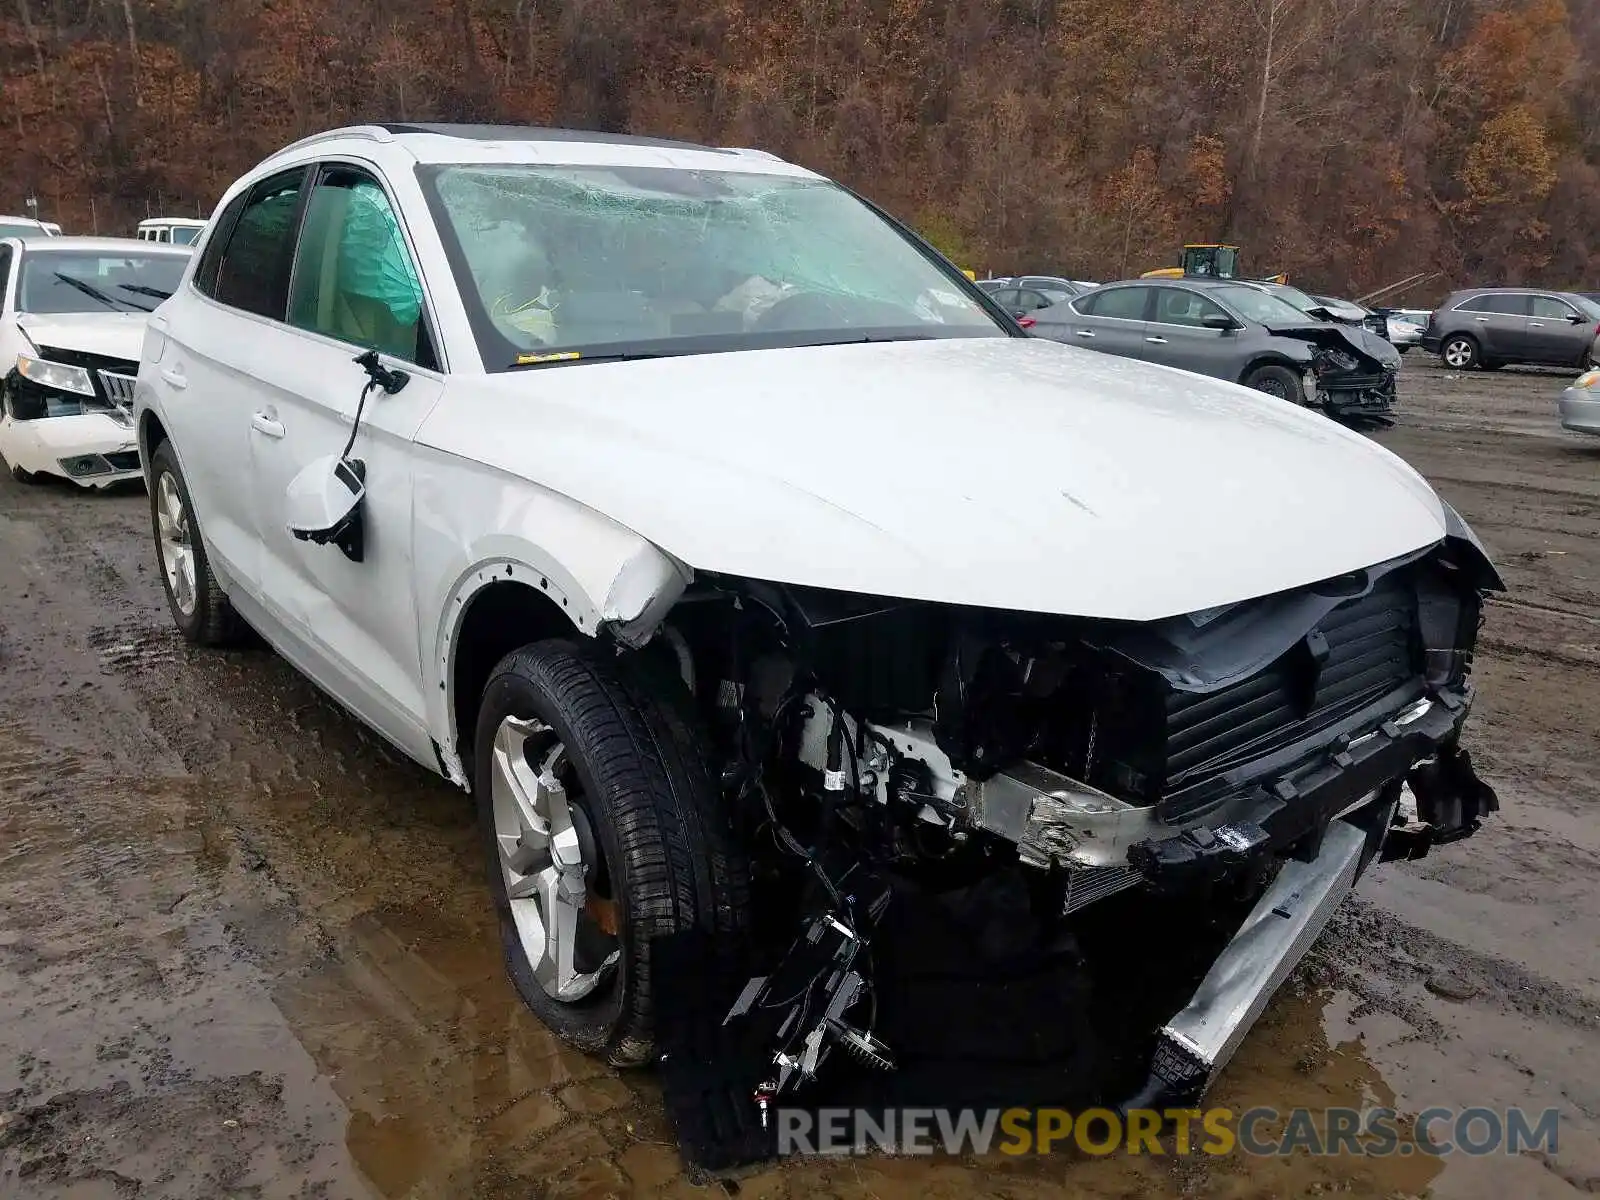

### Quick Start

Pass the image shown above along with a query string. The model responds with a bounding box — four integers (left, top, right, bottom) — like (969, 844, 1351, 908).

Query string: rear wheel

(1441, 335, 1478, 369)
(148, 440, 241, 645)
(1243, 364, 1306, 405)
(473, 639, 748, 1066)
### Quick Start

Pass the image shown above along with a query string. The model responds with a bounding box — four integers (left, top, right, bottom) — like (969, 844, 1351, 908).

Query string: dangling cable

(341, 378, 379, 461)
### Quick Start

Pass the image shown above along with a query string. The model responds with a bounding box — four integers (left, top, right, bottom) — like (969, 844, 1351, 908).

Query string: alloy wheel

(155, 471, 197, 617)
(489, 715, 620, 1002)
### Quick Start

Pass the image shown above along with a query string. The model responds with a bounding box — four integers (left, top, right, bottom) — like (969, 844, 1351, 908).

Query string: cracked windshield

(424, 164, 1004, 367)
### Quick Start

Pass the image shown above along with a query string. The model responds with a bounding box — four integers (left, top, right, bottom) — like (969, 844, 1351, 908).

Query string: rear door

(1046, 284, 1152, 359)
(1527, 295, 1588, 366)
(1454, 293, 1529, 358)
(147, 167, 310, 593)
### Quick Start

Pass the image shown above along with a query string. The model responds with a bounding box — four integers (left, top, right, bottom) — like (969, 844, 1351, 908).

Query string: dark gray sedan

(1031, 278, 1402, 425)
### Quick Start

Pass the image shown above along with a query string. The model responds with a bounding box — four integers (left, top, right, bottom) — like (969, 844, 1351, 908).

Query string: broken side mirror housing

(285, 453, 366, 563)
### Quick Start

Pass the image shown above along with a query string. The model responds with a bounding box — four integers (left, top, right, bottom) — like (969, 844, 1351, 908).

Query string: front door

(1527, 295, 1587, 366)
(1145, 286, 1238, 380)
(248, 162, 445, 764)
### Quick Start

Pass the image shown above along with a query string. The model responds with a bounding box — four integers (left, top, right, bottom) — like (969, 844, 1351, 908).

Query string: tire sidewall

(473, 655, 635, 1055)
(1246, 364, 1305, 405)
(148, 442, 209, 642)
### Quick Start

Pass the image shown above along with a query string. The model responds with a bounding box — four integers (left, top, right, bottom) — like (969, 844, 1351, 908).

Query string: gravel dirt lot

(2, 357, 1598, 1199)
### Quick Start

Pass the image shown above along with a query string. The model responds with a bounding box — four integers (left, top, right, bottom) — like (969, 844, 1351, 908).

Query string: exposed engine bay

(645, 524, 1501, 1121)
(1280, 322, 1401, 428)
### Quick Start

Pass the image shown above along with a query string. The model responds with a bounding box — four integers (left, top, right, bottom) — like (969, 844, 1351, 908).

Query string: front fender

(412, 447, 691, 775)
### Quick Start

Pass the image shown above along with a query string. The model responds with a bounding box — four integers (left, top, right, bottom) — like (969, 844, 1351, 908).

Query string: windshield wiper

(50, 273, 155, 313)
(117, 283, 173, 300)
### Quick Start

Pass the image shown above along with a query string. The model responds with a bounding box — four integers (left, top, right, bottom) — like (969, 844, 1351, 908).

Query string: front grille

(98, 371, 137, 405)
(1087, 572, 1419, 821)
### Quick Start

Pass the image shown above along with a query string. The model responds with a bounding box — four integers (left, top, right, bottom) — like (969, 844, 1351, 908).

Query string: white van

(136, 217, 207, 246)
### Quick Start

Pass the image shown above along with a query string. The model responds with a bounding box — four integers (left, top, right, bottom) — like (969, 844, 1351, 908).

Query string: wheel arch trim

(426, 538, 692, 790)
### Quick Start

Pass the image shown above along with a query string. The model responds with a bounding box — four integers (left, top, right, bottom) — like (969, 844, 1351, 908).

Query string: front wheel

(473, 639, 748, 1066)
(1243, 364, 1307, 405)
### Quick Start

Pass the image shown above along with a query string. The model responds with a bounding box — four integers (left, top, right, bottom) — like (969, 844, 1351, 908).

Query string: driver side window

(288, 166, 435, 367)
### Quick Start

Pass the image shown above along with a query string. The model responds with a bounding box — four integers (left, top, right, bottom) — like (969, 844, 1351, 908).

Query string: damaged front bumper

(957, 679, 1493, 908)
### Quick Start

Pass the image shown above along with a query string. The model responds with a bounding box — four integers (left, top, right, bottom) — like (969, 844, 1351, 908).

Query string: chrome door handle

(1474, 317, 1490, 322)
(159, 367, 187, 390)
(1075, 329, 1096, 338)
(1529, 321, 1544, 327)
(1146, 336, 1168, 344)
(250, 412, 285, 439)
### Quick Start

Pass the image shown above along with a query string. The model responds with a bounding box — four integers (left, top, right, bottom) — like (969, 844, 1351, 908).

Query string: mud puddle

(4, 358, 1600, 1197)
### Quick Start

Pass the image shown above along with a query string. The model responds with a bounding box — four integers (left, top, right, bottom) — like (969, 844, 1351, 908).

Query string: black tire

(473, 638, 749, 1066)
(147, 440, 241, 646)
(1479, 360, 1504, 371)
(8, 461, 37, 484)
(1243, 363, 1306, 405)
(1397, 344, 1412, 355)
(1440, 334, 1479, 370)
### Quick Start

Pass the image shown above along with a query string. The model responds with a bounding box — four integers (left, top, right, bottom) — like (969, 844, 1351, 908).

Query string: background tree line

(2, 0, 1596, 300)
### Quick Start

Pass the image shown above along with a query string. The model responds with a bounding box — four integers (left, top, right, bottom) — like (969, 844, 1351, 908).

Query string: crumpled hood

(420, 337, 1447, 622)
(16, 312, 147, 363)
(1262, 319, 1401, 371)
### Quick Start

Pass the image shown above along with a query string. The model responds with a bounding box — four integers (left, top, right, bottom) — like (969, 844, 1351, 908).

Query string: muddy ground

(1, 356, 1598, 1199)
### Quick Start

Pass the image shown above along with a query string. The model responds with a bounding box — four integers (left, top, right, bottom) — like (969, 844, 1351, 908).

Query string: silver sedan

(1559, 369, 1600, 436)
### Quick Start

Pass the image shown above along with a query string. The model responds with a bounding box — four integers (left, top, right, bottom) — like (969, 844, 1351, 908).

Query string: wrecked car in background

(1032, 277, 1403, 427)
(137, 123, 1501, 1133)
(0, 236, 191, 486)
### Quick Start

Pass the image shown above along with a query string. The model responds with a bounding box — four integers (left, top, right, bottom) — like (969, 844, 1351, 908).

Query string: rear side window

(192, 196, 247, 297)
(0, 244, 12, 296)
(1078, 286, 1149, 320)
(1457, 294, 1526, 315)
(211, 169, 308, 319)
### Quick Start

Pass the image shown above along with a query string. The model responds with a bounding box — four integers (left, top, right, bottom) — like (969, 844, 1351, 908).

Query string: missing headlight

(1312, 347, 1361, 375)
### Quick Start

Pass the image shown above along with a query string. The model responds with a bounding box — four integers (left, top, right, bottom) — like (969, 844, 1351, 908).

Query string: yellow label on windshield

(515, 351, 582, 364)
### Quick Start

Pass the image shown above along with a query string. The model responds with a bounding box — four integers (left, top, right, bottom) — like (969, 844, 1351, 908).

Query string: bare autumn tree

(0, 0, 1595, 295)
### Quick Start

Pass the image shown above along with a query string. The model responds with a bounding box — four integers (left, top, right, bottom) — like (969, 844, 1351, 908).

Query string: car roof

(17, 235, 193, 254)
(138, 217, 207, 226)
(255, 122, 819, 179)
(1449, 286, 1582, 296)
(0, 214, 49, 226)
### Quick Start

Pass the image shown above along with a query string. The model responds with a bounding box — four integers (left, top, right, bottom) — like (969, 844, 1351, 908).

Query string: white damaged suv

(135, 124, 1502, 1110)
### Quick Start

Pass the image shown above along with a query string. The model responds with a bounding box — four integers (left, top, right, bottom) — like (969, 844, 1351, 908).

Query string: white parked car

(134, 124, 1503, 1112)
(0, 236, 191, 486)
(0, 215, 60, 240)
